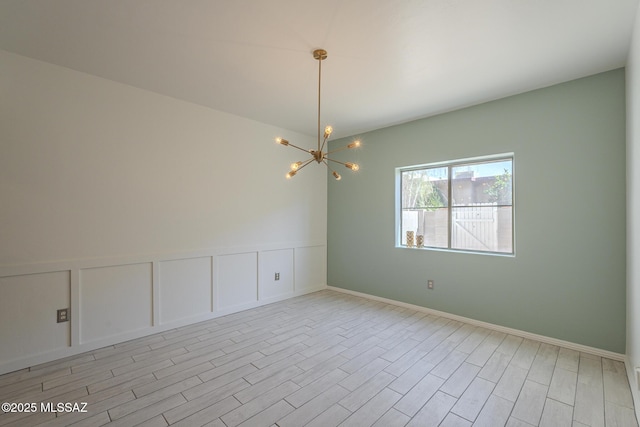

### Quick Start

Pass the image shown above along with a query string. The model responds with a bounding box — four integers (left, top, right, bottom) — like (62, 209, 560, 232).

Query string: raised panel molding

(79, 263, 153, 344)
(259, 249, 294, 301)
(216, 252, 258, 311)
(159, 257, 212, 324)
(0, 271, 71, 364)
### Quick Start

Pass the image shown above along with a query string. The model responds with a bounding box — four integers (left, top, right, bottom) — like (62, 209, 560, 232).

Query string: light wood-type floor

(0, 289, 638, 427)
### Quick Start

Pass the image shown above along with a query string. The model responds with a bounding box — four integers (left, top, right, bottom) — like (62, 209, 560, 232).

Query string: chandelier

(276, 49, 360, 181)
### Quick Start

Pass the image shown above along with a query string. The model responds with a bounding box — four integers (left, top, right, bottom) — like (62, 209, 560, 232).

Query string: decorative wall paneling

(0, 271, 71, 363)
(0, 243, 326, 375)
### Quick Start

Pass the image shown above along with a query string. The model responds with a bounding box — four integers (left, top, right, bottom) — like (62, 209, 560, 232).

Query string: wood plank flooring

(0, 289, 637, 427)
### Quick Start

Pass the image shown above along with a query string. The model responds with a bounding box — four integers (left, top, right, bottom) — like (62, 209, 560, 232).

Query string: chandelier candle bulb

(333, 171, 341, 180)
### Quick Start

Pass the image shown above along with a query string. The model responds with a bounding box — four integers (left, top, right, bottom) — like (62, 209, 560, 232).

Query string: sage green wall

(327, 69, 626, 353)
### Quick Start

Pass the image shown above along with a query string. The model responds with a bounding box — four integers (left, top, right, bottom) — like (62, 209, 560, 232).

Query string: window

(398, 154, 514, 255)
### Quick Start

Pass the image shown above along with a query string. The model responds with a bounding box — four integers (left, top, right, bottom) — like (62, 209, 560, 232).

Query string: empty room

(2, 0, 640, 426)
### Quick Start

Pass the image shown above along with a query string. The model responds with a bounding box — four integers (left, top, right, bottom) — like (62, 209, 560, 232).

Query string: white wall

(627, 2, 640, 416)
(0, 50, 327, 374)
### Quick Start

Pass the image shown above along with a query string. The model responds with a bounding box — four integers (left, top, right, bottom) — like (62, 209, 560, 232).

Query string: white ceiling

(1, 0, 638, 139)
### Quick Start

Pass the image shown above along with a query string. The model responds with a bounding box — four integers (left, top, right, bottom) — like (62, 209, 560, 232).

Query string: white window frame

(395, 153, 515, 256)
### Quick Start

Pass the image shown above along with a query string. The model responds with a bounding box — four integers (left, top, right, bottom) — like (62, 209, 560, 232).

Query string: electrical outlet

(275, 272, 280, 281)
(427, 280, 434, 290)
(57, 308, 69, 323)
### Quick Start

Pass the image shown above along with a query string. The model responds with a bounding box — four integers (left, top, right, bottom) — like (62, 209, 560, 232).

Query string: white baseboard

(327, 286, 625, 361)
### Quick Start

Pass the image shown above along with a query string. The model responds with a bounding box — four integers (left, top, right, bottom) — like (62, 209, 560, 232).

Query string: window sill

(395, 245, 515, 258)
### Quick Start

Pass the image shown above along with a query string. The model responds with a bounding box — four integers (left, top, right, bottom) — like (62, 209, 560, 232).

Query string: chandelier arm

(284, 143, 313, 153)
(292, 159, 315, 173)
(324, 160, 345, 175)
(324, 157, 350, 167)
(319, 135, 329, 154)
(326, 145, 351, 155)
(322, 160, 342, 180)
